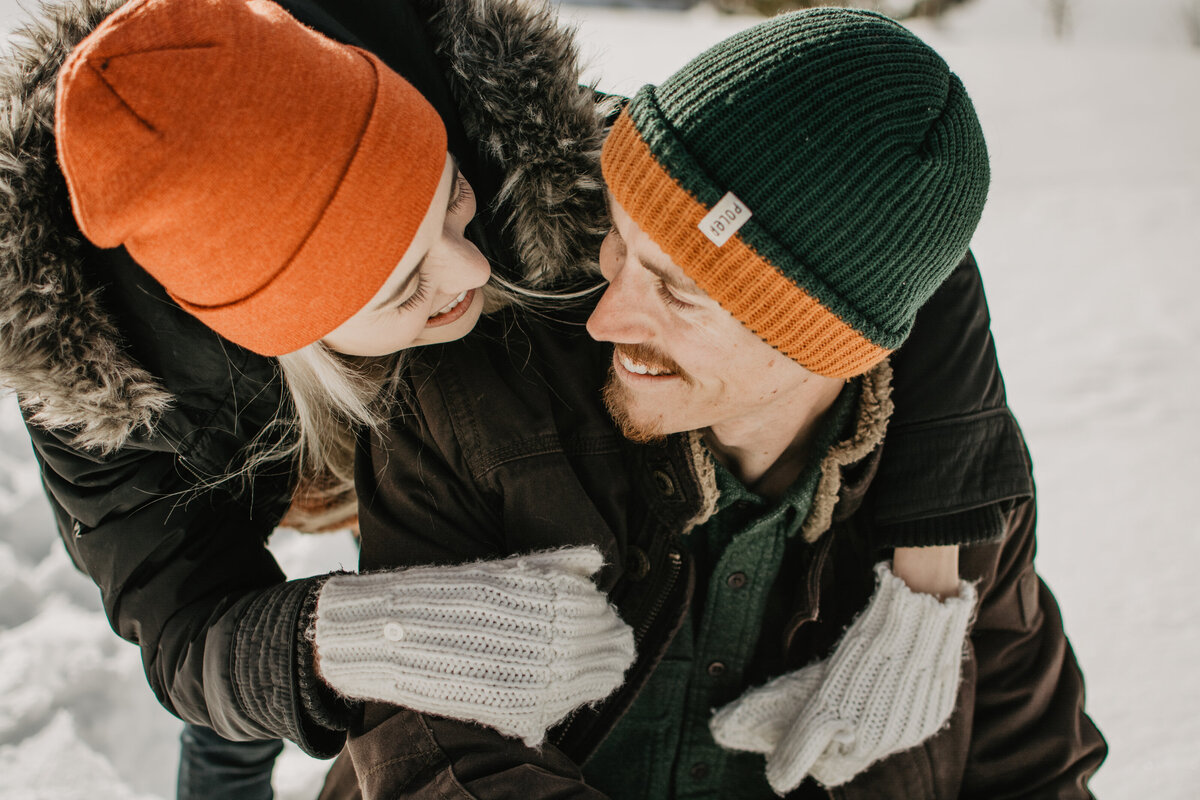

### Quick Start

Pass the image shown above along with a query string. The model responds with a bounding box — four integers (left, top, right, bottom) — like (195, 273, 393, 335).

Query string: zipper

(635, 543, 683, 642)
(554, 535, 690, 759)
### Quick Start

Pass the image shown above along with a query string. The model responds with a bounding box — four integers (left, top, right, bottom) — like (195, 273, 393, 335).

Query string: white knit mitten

(710, 562, 976, 793)
(710, 660, 828, 755)
(314, 546, 635, 747)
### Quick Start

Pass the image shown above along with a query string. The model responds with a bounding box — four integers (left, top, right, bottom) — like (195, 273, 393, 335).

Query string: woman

(1, 0, 625, 796)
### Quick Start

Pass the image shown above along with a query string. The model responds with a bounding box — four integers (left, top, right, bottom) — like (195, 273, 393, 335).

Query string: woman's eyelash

(448, 175, 473, 214)
(396, 274, 429, 312)
(391, 175, 470, 315)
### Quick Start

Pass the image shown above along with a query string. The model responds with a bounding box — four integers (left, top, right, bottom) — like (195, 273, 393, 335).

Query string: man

(327, 8, 1104, 799)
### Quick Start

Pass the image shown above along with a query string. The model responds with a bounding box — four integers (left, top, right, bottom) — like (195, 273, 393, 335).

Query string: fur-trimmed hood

(0, 0, 609, 452)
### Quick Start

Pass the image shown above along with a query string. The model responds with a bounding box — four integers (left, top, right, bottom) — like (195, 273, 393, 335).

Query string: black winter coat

(0, 0, 608, 756)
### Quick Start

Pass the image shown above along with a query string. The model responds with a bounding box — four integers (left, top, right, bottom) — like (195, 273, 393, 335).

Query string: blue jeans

(177, 722, 283, 800)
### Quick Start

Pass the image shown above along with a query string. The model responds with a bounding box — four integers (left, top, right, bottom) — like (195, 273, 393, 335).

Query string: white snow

(1, 0, 1197, 797)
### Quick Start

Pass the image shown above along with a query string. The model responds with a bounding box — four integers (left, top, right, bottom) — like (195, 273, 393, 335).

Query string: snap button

(383, 623, 405, 642)
(689, 762, 710, 780)
(651, 469, 675, 497)
(624, 546, 651, 581)
(726, 572, 747, 590)
(707, 661, 726, 677)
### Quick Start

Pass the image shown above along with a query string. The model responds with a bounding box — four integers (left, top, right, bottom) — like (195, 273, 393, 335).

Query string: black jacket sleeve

(958, 497, 1107, 798)
(27, 420, 348, 757)
(874, 251, 1035, 547)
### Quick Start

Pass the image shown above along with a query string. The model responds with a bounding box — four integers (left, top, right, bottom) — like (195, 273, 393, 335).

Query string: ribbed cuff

(231, 577, 347, 758)
(296, 576, 359, 735)
(873, 503, 1009, 550)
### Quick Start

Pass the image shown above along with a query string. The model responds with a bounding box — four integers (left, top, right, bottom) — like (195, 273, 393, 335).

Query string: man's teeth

(433, 290, 469, 316)
(620, 353, 669, 376)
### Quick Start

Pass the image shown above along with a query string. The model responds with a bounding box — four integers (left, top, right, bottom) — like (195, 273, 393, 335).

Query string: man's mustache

(612, 343, 687, 378)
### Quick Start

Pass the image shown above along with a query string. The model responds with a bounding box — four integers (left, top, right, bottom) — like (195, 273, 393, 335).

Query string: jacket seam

(471, 432, 624, 479)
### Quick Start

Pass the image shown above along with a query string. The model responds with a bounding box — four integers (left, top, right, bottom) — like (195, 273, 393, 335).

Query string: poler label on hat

(700, 193, 752, 247)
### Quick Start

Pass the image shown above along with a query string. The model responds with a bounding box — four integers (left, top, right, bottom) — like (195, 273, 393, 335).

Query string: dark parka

(0, 0, 609, 757)
(322, 259, 1106, 799)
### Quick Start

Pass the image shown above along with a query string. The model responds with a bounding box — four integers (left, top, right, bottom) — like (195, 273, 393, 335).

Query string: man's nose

(586, 263, 655, 344)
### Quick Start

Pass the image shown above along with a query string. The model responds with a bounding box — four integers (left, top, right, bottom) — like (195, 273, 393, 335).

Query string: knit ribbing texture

(314, 546, 635, 747)
(709, 562, 977, 791)
(601, 8, 989, 377)
(55, 0, 447, 355)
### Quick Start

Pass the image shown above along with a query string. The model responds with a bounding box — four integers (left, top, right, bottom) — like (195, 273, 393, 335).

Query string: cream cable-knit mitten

(314, 546, 635, 747)
(710, 562, 976, 793)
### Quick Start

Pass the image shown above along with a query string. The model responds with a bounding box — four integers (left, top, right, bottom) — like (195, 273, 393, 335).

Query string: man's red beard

(602, 367, 666, 443)
(601, 344, 690, 444)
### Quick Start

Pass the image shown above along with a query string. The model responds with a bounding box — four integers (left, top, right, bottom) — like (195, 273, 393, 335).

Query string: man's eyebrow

(639, 252, 702, 294)
(367, 160, 461, 313)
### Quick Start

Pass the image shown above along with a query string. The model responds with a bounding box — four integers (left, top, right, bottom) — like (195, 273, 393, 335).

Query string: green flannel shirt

(583, 385, 858, 800)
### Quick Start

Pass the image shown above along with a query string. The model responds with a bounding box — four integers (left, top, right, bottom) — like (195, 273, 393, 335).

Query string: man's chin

(602, 371, 668, 444)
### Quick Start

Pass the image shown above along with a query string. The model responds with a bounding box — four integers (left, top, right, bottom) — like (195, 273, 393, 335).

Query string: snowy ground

(1, 0, 1197, 797)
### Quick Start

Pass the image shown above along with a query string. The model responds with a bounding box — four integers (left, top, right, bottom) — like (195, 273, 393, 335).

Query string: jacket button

(651, 469, 675, 497)
(707, 661, 726, 677)
(726, 572, 747, 589)
(624, 546, 651, 581)
(689, 762, 710, 780)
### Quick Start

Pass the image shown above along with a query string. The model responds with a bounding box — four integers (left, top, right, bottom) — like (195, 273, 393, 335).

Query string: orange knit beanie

(55, 0, 447, 356)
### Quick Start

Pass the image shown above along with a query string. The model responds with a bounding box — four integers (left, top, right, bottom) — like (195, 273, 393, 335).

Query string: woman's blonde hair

(244, 343, 396, 530)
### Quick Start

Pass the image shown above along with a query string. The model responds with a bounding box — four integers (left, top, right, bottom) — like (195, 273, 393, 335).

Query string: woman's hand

(313, 546, 635, 747)
(711, 561, 976, 792)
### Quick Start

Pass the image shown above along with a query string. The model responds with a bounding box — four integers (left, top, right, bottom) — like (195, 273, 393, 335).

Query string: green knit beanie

(600, 8, 990, 377)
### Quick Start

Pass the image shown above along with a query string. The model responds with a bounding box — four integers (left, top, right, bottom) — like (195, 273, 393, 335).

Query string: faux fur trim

(682, 429, 719, 534)
(801, 360, 894, 543)
(0, 0, 608, 452)
(416, 0, 611, 285)
(0, 0, 172, 452)
(677, 362, 894, 542)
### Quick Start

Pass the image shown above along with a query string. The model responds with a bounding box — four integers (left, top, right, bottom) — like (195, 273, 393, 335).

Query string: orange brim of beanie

(168, 51, 446, 356)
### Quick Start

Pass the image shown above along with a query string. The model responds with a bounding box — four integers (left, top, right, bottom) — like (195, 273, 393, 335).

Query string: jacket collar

(669, 359, 894, 544)
(0, 0, 607, 452)
(802, 359, 893, 541)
